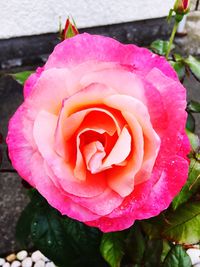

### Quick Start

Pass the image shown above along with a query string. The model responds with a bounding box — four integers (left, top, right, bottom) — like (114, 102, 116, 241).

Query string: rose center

(79, 130, 119, 174)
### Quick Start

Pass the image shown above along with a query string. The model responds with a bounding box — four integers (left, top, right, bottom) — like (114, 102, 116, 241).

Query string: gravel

(187, 248, 200, 266)
(0, 251, 56, 267)
(1, 247, 200, 266)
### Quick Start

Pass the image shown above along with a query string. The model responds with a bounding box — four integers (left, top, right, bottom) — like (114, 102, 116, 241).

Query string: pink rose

(7, 34, 190, 232)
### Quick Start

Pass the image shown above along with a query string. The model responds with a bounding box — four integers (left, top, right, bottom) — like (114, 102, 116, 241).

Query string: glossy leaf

(100, 232, 125, 267)
(163, 202, 200, 244)
(173, 53, 183, 62)
(143, 239, 163, 267)
(186, 112, 195, 132)
(172, 158, 200, 210)
(31, 207, 76, 266)
(163, 245, 192, 267)
(16, 190, 105, 267)
(150, 40, 171, 56)
(125, 222, 146, 264)
(11, 71, 33, 85)
(141, 215, 164, 240)
(186, 129, 200, 151)
(16, 200, 37, 247)
(60, 217, 104, 266)
(187, 100, 200, 113)
(185, 55, 200, 81)
(170, 61, 186, 81)
(161, 240, 172, 262)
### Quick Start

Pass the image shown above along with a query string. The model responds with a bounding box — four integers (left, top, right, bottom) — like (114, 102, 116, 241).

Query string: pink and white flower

(7, 34, 190, 232)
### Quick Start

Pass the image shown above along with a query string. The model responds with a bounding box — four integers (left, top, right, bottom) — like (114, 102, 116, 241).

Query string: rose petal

(6, 103, 36, 187)
(102, 126, 131, 168)
(30, 152, 100, 221)
(86, 155, 189, 232)
(24, 67, 44, 98)
(45, 34, 178, 81)
(74, 128, 106, 181)
(134, 156, 189, 219)
(146, 68, 189, 159)
(55, 107, 121, 160)
(33, 110, 107, 198)
(104, 94, 160, 191)
(82, 141, 106, 173)
(107, 113, 144, 197)
(54, 83, 123, 161)
(26, 68, 71, 114)
(68, 187, 123, 216)
(81, 67, 168, 134)
(81, 68, 145, 103)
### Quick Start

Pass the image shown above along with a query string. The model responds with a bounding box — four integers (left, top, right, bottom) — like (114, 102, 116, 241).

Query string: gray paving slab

(0, 173, 29, 255)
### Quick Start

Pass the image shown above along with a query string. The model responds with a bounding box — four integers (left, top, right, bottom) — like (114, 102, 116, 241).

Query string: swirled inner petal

(104, 94, 160, 185)
(54, 83, 124, 160)
(83, 141, 106, 173)
(107, 114, 144, 197)
(33, 110, 107, 198)
(102, 126, 131, 169)
(74, 128, 107, 181)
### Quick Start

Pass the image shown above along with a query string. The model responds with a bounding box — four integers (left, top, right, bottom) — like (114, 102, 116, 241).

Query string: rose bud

(61, 17, 79, 40)
(174, 0, 190, 14)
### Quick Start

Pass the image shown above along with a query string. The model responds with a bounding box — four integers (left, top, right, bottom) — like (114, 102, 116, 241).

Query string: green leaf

(141, 215, 164, 240)
(61, 217, 104, 266)
(11, 71, 33, 85)
(185, 55, 200, 81)
(167, 9, 174, 22)
(163, 202, 200, 244)
(163, 245, 192, 267)
(29, 194, 76, 266)
(150, 40, 172, 56)
(170, 61, 186, 81)
(17, 190, 105, 267)
(173, 53, 183, 62)
(125, 223, 146, 264)
(161, 240, 172, 262)
(186, 129, 199, 151)
(100, 232, 125, 267)
(186, 112, 195, 132)
(172, 158, 200, 210)
(143, 239, 163, 267)
(187, 100, 200, 113)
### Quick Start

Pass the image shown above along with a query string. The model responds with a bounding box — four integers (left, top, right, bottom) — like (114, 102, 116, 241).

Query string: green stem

(166, 20, 179, 60)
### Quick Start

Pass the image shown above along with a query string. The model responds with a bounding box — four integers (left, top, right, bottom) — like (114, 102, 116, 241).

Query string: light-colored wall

(0, 0, 174, 39)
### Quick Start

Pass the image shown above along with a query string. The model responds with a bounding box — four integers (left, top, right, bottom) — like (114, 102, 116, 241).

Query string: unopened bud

(174, 0, 190, 14)
(60, 17, 79, 40)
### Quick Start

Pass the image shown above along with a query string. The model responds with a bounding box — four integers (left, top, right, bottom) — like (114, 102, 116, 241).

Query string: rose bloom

(7, 34, 190, 232)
